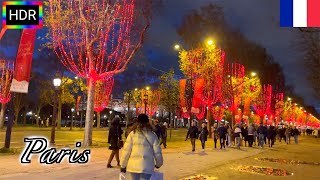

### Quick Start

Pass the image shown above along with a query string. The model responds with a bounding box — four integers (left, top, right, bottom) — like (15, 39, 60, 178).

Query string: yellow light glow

(135, 88, 138, 91)
(207, 40, 213, 45)
(174, 44, 180, 50)
(251, 72, 257, 77)
(146, 86, 150, 90)
(287, 97, 292, 101)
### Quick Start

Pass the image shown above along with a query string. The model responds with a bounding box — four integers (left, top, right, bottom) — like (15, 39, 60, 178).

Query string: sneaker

(107, 164, 113, 168)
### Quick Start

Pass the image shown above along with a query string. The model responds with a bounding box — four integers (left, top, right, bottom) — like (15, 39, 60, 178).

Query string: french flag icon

(280, 0, 320, 27)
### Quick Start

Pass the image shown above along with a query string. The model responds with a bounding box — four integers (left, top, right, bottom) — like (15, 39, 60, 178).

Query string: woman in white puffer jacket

(120, 114, 163, 180)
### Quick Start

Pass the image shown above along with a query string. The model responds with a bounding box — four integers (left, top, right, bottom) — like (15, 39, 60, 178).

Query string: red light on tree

(253, 84, 272, 124)
(0, 60, 14, 129)
(48, 0, 151, 146)
(94, 77, 114, 113)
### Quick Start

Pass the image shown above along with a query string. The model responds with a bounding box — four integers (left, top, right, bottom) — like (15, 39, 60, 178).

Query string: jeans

(248, 135, 254, 147)
(286, 135, 290, 144)
(258, 134, 264, 148)
(130, 173, 152, 180)
(294, 135, 298, 144)
(201, 140, 206, 149)
(235, 137, 241, 149)
(191, 138, 196, 151)
(220, 136, 225, 149)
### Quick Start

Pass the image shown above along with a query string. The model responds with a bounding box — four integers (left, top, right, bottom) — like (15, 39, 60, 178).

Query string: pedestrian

(312, 129, 318, 138)
(107, 117, 123, 168)
(185, 121, 198, 152)
(120, 114, 163, 180)
(247, 123, 255, 147)
(46, 118, 49, 127)
(292, 126, 300, 144)
(241, 124, 248, 147)
(153, 120, 163, 140)
(267, 125, 276, 147)
(234, 124, 242, 149)
(211, 123, 219, 149)
(285, 126, 291, 144)
(254, 124, 258, 146)
(263, 125, 268, 144)
(199, 123, 209, 152)
(226, 123, 232, 147)
(217, 122, 227, 149)
(257, 123, 266, 148)
(160, 122, 167, 148)
(281, 126, 287, 143)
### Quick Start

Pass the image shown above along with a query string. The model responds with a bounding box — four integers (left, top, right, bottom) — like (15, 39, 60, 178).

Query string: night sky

(0, 0, 317, 107)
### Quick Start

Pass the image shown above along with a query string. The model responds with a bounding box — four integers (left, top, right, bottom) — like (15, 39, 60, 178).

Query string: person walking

(153, 120, 163, 140)
(185, 121, 199, 152)
(292, 126, 300, 144)
(257, 123, 266, 148)
(267, 125, 276, 147)
(120, 114, 163, 180)
(160, 122, 168, 148)
(226, 123, 232, 147)
(217, 122, 227, 149)
(199, 123, 209, 152)
(234, 124, 242, 149)
(285, 126, 292, 144)
(107, 117, 123, 168)
(211, 123, 219, 149)
(241, 124, 248, 147)
(247, 123, 255, 147)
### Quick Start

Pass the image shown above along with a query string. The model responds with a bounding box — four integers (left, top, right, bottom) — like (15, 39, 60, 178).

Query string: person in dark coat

(185, 121, 198, 152)
(153, 120, 163, 140)
(257, 123, 266, 148)
(199, 123, 209, 152)
(107, 117, 123, 168)
(160, 122, 168, 148)
(217, 123, 227, 149)
(267, 125, 276, 147)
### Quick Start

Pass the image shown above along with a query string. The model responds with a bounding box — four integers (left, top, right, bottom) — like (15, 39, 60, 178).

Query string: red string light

(0, 60, 14, 104)
(94, 77, 114, 112)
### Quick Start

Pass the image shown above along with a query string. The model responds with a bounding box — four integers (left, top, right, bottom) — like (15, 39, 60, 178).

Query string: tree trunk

(70, 112, 74, 131)
(207, 107, 211, 134)
(23, 109, 27, 126)
(57, 95, 62, 129)
(97, 112, 101, 128)
(83, 78, 95, 147)
(0, 103, 6, 129)
(14, 110, 19, 126)
(169, 112, 172, 139)
(36, 108, 41, 127)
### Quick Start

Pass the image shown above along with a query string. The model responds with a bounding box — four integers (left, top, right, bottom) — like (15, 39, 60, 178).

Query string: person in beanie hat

(120, 114, 163, 179)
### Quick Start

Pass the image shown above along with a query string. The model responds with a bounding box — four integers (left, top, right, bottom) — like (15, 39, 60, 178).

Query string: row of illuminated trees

(174, 40, 320, 129)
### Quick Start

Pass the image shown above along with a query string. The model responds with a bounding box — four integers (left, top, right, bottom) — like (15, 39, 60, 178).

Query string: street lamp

(50, 76, 61, 145)
(287, 97, 292, 101)
(70, 108, 75, 130)
(174, 44, 180, 50)
(207, 39, 213, 45)
(251, 72, 257, 77)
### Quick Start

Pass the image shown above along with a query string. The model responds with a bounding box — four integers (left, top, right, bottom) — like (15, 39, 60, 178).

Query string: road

(0, 136, 319, 179)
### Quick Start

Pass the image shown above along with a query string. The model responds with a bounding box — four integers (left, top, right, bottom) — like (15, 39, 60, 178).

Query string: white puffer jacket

(120, 129, 163, 174)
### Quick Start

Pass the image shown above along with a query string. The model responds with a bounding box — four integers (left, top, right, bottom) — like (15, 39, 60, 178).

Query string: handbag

(117, 127, 124, 148)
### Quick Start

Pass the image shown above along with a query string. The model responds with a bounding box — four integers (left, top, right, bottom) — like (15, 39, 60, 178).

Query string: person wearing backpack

(120, 114, 163, 180)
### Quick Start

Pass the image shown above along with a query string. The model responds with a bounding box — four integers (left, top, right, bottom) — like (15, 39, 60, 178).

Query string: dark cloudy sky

(0, 0, 316, 106)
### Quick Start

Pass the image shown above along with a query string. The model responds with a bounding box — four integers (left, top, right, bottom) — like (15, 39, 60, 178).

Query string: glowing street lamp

(287, 97, 292, 101)
(251, 72, 257, 77)
(174, 44, 180, 50)
(207, 39, 213, 45)
(51, 75, 61, 144)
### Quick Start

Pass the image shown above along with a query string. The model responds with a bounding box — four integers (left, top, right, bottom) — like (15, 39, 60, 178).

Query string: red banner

(0, 28, 6, 40)
(10, 29, 37, 93)
(179, 79, 187, 112)
(191, 78, 204, 113)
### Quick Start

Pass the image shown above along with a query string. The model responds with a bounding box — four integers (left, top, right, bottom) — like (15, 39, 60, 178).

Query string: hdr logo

(2, 1, 42, 29)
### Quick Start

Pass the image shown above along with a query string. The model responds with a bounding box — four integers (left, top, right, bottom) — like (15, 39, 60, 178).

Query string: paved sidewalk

(0, 146, 263, 180)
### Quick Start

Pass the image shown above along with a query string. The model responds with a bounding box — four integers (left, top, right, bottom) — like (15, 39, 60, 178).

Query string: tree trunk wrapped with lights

(94, 77, 114, 128)
(0, 61, 13, 129)
(253, 84, 272, 124)
(222, 63, 245, 126)
(47, 0, 151, 146)
(272, 92, 284, 124)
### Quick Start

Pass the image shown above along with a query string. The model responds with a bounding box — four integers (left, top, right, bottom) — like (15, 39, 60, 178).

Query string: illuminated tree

(272, 92, 284, 124)
(253, 84, 272, 124)
(47, 0, 151, 146)
(0, 61, 13, 129)
(222, 63, 245, 126)
(178, 43, 225, 129)
(135, 89, 160, 117)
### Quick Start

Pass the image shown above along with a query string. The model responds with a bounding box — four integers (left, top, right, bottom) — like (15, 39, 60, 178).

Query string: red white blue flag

(280, 0, 320, 27)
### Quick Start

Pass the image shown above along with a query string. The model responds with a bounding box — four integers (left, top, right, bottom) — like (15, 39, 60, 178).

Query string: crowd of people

(105, 114, 318, 179)
(185, 121, 312, 152)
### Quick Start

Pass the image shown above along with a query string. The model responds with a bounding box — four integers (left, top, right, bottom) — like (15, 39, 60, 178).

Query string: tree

(159, 69, 179, 123)
(12, 93, 28, 126)
(46, 0, 152, 146)
(297, 30, 320, 99)
(0, 61, 13, 129)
